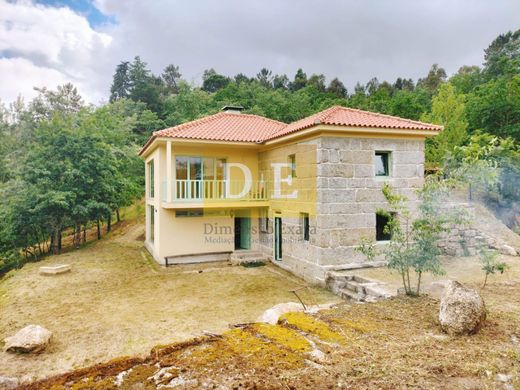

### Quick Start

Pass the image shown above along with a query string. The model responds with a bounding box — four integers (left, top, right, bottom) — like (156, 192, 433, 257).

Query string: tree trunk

(107, 213, 112, 233)
(49, 231, 55, 255)
(75, 224, 81, 249)
(57, 229, 62, 253)
(416, 272, 422, 296)
(97, 219, 101, 240)
(83, 224, 87, 244)
(116, 209, 121, 223)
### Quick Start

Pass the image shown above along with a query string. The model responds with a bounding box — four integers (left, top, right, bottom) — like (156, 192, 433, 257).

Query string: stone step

(338, 288, 364, 302)
(229, 251, 268, 265)
(344, 280, 363, 293)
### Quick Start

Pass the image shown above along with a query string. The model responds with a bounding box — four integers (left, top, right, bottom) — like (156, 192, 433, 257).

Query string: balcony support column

(166, 141, 172, 202)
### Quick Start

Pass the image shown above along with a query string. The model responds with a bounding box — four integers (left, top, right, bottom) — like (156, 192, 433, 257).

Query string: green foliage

(368, 180, 467, 296)
(483, 29, 520, 79)
(447, 132, 520, 202)
(478, 245, 508, 288)
(0, 85, 143, 275)
(355, 237, 378, 262)
(422, 83, 468, 166)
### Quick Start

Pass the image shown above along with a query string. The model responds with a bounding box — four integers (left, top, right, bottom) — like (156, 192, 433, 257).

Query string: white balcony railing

(162, 179, 269, 202)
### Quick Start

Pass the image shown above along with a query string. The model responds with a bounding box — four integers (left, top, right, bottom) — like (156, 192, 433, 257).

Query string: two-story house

(139, 105, 441, 284)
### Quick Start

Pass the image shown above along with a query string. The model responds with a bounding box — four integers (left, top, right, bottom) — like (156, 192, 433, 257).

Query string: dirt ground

(0, 218, 337, 383)
(22, 283, 520, 389)
(354, 254, 520, 296)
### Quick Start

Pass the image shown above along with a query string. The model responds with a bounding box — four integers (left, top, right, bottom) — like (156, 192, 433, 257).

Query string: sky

(0, 0, 519, 105)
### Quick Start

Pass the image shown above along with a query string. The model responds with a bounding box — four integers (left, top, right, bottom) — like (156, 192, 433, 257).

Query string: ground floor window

(176, 209, 203, 217)
(376, 211, 393, 241)
(149, 205, 155, 243)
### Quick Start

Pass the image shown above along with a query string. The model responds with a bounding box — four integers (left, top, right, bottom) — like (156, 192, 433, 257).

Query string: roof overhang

(139, 123, 442, 157)
(261, 124, 442, 147)
(139, 136, 262, 158)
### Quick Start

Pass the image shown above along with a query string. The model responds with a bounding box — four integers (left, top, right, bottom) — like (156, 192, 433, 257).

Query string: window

(289, 154, 296, 178)
(301, 213, 310, 241)
(259, 209, 269, 233)
(375, 152, 390, 177)
(176, 210, 203, 217)
(149, 205, 155, 243)
(148, 160, 155, 198)
(376, 212, 393, 241)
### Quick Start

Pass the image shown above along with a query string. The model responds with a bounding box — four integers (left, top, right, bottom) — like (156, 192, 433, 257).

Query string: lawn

(0, 217, 337, 382)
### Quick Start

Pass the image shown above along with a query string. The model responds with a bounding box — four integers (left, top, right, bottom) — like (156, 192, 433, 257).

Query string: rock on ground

(439, 281, 486, 336)
(499, 244, 517, 256)
(0, 376, 19, 389)
(4, 324, 52, 353)
(256, 302, 304, 325)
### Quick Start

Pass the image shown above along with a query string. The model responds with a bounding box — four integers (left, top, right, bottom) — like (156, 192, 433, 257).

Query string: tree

(273, 74, 289, 90)
(327, 77, 347, 98)
(483, 29, 520, 79)
(289, 69, 307, 91)
(110, 61, 131, 102)
(161, 64, 182, 94)
(127, 57, 164, 113)
(449, 66, 484, 94)
(417, 64, 447, 95)
(478, 245, 507, 288)
(256, 68, 273, 88)
(30, 83, 84, 121)
(465, 75, 520, 142)
(307, 74, 326, 92)
(202, 69, 231, 92)
(361, 181, 463, 296)
(421, 83, 468, 166)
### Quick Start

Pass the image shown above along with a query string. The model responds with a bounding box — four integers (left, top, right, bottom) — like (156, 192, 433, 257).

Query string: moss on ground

(280, 312, 344, 343)
(251, 323, 311, 352)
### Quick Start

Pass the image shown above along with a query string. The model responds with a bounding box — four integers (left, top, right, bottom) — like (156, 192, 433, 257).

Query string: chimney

(222, 105, 244, 114)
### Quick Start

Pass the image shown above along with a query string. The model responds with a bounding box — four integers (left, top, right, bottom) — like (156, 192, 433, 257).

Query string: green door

(240, 217, 251, 249)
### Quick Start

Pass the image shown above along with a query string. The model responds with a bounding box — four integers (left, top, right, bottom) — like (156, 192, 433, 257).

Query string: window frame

(175, 156, 226, 181)
(149, 205, 155, 243)
(148, 159, 155, 198)
(288, 154, 296, 178)
(376, 211, 394, 241)
(175, 210, 204, 218)
(301, 212, 310, 242)
(375, 151, 391, 177)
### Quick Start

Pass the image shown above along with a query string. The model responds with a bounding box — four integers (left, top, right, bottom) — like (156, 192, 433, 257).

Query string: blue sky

(35, 0, 115, 27)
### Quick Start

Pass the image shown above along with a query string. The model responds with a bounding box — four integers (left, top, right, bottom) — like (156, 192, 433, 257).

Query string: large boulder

(256, 302, 304, 325)
(439, 281, 486, 335)
(4, 325, 52, 353)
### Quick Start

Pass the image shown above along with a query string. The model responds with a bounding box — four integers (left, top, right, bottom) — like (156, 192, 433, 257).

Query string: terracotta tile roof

(142, 106, 442, 154)
(153, 112, 286, 143)
(267, 105, 442, 139)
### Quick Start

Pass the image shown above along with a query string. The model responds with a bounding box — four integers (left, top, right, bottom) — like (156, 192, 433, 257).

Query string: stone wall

(437, 203, 518, 257)
(315, 136, 425, 268)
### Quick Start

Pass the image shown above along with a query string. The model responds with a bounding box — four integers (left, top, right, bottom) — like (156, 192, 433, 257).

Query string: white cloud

(0, 57, 68, 103)
(0, 0, 112, 105)
(1, 0, 520, 106)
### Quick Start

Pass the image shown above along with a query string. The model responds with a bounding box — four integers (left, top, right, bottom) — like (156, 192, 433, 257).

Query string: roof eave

(263, 124, 442, 146)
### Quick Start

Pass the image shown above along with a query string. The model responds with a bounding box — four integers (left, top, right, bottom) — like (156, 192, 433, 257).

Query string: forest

(0, 28, 519, 275)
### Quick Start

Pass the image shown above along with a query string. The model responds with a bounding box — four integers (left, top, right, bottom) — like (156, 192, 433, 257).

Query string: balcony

(161, 179, 269, 209)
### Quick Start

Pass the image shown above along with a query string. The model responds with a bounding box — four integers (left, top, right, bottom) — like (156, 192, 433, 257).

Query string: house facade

(139, 105, 441, 284)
